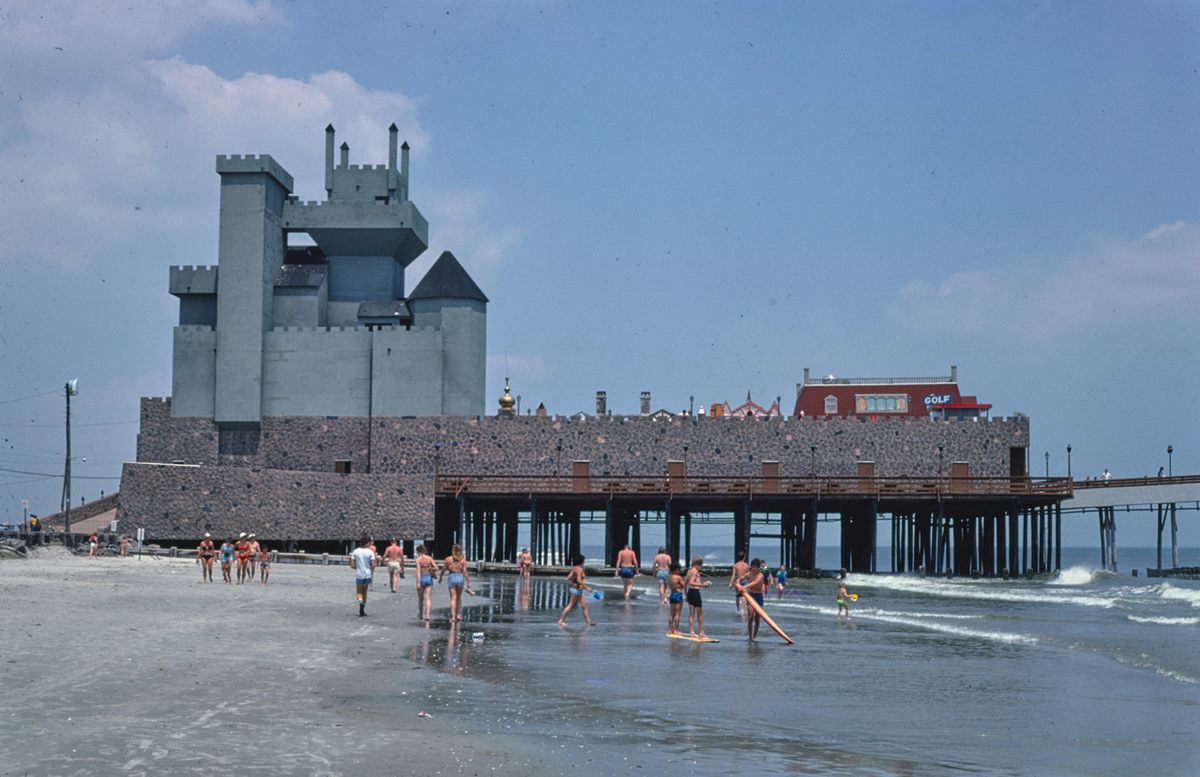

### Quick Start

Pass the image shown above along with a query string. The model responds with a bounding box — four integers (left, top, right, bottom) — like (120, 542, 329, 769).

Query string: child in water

(837, 580, 853, 621)
(666, 562, 685, 636)
(775, 564, 787, 599)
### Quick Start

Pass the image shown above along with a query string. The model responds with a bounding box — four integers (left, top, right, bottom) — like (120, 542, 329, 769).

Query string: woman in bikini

(197, 533, 215, 582)
(414, 545, 439, 621)
(557, 554, 596, 627)
(438, 544, 470, 623)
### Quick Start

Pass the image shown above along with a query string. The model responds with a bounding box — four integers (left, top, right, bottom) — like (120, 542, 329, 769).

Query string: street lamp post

(1066, 445, 1072, 480)
(1168, 445, 1173, 477)
(937, 445, 944, 478)
(1044, 451, 1049, 479)
(556, 441, 563, 478)
(62, 379, 79, 542)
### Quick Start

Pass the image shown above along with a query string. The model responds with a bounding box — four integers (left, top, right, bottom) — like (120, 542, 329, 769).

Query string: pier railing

(435, 474, 1072, 500)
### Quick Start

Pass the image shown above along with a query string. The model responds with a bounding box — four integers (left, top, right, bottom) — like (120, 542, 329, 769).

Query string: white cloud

(424, 187, 526, 271)
(891, 219, 1200, 343)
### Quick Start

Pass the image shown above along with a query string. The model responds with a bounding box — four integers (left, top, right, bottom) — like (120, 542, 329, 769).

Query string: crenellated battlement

(214, 153, 294, 191)
(176, 325, 215, 333)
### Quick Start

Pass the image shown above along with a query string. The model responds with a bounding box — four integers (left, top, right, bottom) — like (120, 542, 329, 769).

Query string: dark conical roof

(408, 251, 488, 302)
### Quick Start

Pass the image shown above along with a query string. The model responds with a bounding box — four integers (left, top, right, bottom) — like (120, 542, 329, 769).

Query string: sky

(1, 1, 1197, 547)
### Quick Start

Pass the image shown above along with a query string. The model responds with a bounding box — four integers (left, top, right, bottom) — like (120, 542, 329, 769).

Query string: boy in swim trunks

(413, 545, 439, 621)
(558, 554, 595, 627)
(258, 544, 270, 585)
(684, 555, 711, 639)
(775, 564, 787, 599)
(349, 535, 376, 617)
(614, 543, 639, 601)
(837, 581, 852, 621)
(666, 562, 685, 635)
(383, 538, 405, 593)
(653, 547, 672, 604)
(518, 547, 533, 578)
(736, 559, 768, 641)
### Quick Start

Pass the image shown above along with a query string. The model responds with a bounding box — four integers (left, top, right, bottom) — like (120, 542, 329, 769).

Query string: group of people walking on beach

(195, 532, 271, 585)
(348, 536, 479, 622)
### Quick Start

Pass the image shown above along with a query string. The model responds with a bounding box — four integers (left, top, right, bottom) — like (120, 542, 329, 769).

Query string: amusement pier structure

(114, 125, 1102, 577)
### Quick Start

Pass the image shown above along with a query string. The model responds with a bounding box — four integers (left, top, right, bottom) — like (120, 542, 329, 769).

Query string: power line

(0, 466, 119, 480)
(0, 390, 59, 406)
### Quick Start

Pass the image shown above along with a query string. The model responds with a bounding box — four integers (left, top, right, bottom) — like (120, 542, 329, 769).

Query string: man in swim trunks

(736, 559, 768, 641)
(413, 545, 439, 621)
(666, 562, 685, 635)
(382, 538, 405, 593)
(729, 551, 750, 613)
(684, 555, 711, 639)
(349, 535, 375, 617)
(197, 533, 215, 582)
(837, 580, 852, 622)
(247, 534, 261, 581)
(615, 543, 639, 601)
(653, 547, 672, 604)
(518, 547, 533, 578)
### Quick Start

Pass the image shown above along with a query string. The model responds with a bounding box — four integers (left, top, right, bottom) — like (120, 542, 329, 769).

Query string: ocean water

(405, 547, 1200, 776)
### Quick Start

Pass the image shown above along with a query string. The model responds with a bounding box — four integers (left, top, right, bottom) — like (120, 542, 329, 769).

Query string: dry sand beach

(0, 550, 599, 777)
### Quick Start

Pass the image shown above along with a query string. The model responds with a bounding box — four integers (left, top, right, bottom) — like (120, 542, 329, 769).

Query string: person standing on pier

(414, 545, 439, 621)
(685, 555, 712, 639)
(653, 547, 672, 604)
(557, 554, 596, 627)
(383, 538, 405, 593)
(615, 544, 639, 601)
(349, 535, 376, 617)
(729, 551, 750, 613)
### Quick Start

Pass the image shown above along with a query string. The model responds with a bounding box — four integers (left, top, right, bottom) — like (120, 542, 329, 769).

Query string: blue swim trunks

(356, 576, 372, 587)
(668, 591, 683, 604)
(419, 573, 433, 588)
(619, 566, 636, 579)
(447, 572, 465, 589)
(656, 569, 669, 582)
(750, 592, 765, 606)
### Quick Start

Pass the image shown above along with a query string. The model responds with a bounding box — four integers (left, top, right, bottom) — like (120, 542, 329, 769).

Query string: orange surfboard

(741, 591, 795, 644)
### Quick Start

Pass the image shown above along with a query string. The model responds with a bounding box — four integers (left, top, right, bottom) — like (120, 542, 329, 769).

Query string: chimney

(400, 141, 410, 201)
(640, 391, 651, 415)
(950, 364, 958, 382)
(803, 367, 810, 385)
(340, 141, 349, 168)
(324, 124, 335, 195)
(387, 123, 398, 198)
(596, 391, 607, 416)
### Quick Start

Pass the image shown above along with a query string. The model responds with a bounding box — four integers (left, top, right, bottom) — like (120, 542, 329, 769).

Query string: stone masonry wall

(124, 398, 1029, 542)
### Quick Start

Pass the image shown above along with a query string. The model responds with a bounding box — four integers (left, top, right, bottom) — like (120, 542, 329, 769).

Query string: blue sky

(1, 1, 1197, 546)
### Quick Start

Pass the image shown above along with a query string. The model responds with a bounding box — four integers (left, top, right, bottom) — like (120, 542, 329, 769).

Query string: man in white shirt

(349, 535, 376, 617)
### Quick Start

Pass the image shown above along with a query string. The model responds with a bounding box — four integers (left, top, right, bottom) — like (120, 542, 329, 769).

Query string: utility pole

(62, 379, 78, 542)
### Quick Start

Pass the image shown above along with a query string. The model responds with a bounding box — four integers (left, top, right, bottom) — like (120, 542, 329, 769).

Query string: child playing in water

(558, 554, 596, 627)
(666, 562, 685, 635)
(775, 564, 787, 599)
(837, 580, 852, 621)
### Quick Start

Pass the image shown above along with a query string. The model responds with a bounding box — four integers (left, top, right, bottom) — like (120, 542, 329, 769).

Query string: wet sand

(0, 550, 600, 777)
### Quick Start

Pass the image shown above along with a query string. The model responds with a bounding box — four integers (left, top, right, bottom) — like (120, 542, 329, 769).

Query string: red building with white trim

(792, 365, 991, 420)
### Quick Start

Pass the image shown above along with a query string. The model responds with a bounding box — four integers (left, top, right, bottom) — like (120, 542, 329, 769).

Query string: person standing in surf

(666, 562, 685, 635)
(349, 535, 375, 617)
(653, 547, 672, 604)
(729, 551, 750, 613)
(685, 555, 712, 639)
(439, 544, 470, 623)
(836, 580, 852, 621)
(518, 547, 533, 578)
(557, 554, 596, 627)
(615, 543, 639, 601)
(413, 545, 438, 621)
(736, 559, 768, 641)
(775, 564, 788, 599)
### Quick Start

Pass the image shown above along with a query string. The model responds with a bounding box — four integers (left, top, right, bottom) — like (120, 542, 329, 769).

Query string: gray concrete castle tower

(168, 125, 487, 426)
